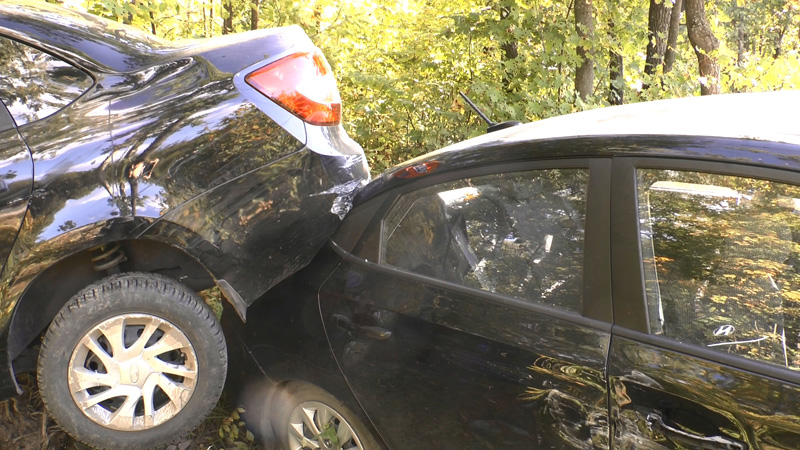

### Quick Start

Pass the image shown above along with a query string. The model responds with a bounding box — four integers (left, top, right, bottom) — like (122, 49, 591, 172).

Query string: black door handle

(647, 411, 747, 450)
(333, 314, 392, 340)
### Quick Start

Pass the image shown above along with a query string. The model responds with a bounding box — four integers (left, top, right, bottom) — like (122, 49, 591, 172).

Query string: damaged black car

(0, 1, 369, 448)
(226, 91, 800, 450)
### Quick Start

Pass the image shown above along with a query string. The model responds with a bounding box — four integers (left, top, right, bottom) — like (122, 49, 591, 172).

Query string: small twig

(11, 431, 38, 444)
(40, 411, 50, 450)
(40, 410, 48, 438)
(3, 400, 11, 422)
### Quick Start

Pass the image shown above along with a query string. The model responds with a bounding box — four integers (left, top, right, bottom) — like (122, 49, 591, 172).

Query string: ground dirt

(0, 374, 269, 450)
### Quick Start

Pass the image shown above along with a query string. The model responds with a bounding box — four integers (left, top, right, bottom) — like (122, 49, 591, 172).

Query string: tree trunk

(609, 48, 624, 105)
(223, 0, 234, 35)
(149, 11, 157, 35)
(685, 0, 720, 95)
(774, 28, 785, 58)
(663, 0, 683, 74)
(250, 0, 259, 30)
(499, 5, 518, 93)
(644, 0, 672, 88)
(210, 1, 215, 34)
(574, 0, 594, 100)
(608, 19, 623, 105)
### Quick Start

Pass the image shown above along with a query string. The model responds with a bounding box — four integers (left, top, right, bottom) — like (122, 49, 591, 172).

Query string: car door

(609, 157, 800, 450)
(320, 159, 613, 449)
(0, 87, 33, 271)
(0, 35, 95, 249)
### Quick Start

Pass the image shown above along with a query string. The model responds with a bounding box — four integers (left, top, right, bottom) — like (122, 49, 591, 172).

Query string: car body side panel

(221, 246, 388, 448)
(319, 256, 610, 449)
(0, 127, 33, 272)
(0, 123, 33, 399)
(139, 147, 362, 305)
(0, 81, 114, 334)
(610, 333, 800, 450)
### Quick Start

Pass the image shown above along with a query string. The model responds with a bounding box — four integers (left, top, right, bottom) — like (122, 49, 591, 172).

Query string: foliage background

(53, 0, 800, 172)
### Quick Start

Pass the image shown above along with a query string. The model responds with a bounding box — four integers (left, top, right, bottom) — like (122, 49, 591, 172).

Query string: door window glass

(382, 168, 588, 312)
(0, 37, 93, 126)
(638, 169, 800, 369)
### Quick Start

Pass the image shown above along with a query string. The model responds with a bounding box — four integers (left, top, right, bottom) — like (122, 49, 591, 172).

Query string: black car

(225, 91, 800, 450)
(0, 1, 369, 449)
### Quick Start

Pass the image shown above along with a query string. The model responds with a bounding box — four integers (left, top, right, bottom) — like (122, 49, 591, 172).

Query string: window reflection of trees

(384, 169, 588, 312)
(639, 169, 800, 369)
(0, 37, 92, 126)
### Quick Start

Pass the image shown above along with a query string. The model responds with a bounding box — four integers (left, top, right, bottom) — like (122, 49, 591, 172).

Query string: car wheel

(37, 273, 227, 449)
(274, 382, 379, 450)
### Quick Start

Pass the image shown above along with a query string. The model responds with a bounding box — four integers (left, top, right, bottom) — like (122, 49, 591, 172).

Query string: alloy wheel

(67, 313, 198, 431)
(287, 401, 364, 450)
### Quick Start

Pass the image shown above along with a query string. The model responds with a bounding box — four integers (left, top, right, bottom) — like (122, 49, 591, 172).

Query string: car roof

(355, 91, 800, 203)
(442, 90, 800, 151)
(0, 0, 170, 72)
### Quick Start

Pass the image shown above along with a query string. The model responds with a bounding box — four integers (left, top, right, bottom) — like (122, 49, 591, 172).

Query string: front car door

(610, 156, 800, 450)
(321, 158, 613, 449)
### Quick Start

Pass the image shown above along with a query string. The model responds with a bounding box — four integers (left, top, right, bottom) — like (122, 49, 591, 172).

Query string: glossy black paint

(222, 244, 387, 446)
(0, 1, 368, 398)
(610, 331, 800, 450)
(320, 246, 610, 449)
(229, 129, 800, 449)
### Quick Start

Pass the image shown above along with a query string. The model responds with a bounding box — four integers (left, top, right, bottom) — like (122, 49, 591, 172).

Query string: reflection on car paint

(611, 336, 800, 450)
(316, 258, 610, 449)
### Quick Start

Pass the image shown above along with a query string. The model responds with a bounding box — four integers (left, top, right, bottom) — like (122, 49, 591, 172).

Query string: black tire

(37, 272, 227, 450)
(273, 382, 379, 450)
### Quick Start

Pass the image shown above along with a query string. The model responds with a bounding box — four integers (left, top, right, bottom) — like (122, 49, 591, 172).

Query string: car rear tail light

(245, 49, 341, 126)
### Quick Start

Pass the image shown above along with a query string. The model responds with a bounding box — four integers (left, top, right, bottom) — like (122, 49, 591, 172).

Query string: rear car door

(321, 159, 613, 449)
(0, 38, 38, 269)
(0, 103, 31, 267)
(610, 157, 800, 450)
(0, 35, 94, 261)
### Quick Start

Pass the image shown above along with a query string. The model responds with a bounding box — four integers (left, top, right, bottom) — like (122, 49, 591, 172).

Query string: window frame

(611, 156, 800, 384)
(0, 34, 95, 127)
(351, 157, 612, 323)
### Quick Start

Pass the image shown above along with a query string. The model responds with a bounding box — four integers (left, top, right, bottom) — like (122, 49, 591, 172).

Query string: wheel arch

(7, 237, 219, 359)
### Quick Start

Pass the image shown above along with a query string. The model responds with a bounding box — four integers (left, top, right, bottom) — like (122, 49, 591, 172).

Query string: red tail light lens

(392, 161, 440, 179)
(245, 50, 341, 126)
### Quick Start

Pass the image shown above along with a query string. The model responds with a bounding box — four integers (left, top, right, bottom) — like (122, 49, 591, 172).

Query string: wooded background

(54, 0, 800, 172)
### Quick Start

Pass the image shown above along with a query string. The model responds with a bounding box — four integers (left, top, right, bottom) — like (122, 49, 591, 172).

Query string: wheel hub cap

(288, 401, 364, 450)
(67, 314, 198, 431)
